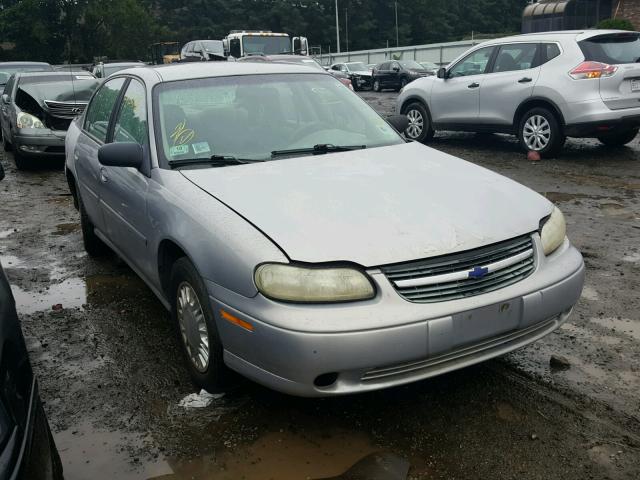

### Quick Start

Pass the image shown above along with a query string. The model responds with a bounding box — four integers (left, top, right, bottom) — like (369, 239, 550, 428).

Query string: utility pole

(335, 0, 341, 53)
(345, 8, 349, 52)
(395, 1, 399, 47)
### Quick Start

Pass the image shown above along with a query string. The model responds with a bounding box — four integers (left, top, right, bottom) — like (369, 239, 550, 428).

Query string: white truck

(223, 30, 308, 58)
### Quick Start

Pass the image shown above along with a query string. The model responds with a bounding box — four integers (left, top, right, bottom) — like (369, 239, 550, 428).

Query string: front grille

(381, 234, 535, 303)
(44, 100, 87, 119)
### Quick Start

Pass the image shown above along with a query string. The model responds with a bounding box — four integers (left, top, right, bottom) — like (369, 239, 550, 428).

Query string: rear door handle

(518, 77, 533, 83)
(468, 82, 480, 89)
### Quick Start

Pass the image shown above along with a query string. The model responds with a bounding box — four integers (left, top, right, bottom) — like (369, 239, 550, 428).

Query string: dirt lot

(1, 91, 639, 479)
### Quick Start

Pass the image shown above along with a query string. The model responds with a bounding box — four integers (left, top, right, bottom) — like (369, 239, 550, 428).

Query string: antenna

(68, 35, 77, 104)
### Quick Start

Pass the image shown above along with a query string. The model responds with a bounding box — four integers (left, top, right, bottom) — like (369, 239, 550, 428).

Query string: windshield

(345, 62, 367, 72)
(0, 64, 52, 85)
(242, 36, 291, 55)
(201, 40, 224, 54)
(399, 60, 423, 69)
(154, 73, 403, 166)
(579, 33, 640, 64)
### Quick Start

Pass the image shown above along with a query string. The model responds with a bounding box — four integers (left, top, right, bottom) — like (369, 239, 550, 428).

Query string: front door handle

(99, 167, 108, 183)
(468, 82, 480, 89)
(518, 77, 533, 83)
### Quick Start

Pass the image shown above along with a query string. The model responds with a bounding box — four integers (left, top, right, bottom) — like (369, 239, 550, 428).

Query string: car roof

(18, 71, 92, 77)
(480, 29, 637, 45)
(119, 61, 328, 83)
(0, 61, 51, 67)
(103, 62, 146, 67)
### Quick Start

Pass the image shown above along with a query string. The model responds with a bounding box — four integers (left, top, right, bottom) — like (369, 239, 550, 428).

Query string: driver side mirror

(437, 67, 447, 79)
(386, 114, 410, 134)
(1, 94, 10, 104)
(392, 66, 400, 72)
(98, 142, 143, 169)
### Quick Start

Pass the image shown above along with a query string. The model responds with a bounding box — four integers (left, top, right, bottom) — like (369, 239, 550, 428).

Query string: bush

(597, 18, 636, 31)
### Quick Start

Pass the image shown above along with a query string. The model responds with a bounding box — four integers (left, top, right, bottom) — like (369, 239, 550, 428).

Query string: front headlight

(17, 112, 44, 129)
(540, 206, 566, 255)
(255, 264, 375, 303)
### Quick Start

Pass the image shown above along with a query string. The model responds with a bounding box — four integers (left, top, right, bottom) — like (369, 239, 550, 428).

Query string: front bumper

(14, 130, 66, 157)
(351, 75, 372, 89)
(210, 237, 585, 397)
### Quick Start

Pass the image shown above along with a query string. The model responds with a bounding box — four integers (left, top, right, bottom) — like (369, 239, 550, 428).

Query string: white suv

(397, 30, 640, 156)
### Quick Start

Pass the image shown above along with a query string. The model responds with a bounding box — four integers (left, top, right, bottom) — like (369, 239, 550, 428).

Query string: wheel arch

(157, 238, 192, 301)
(400, 96, 432, 119)
(514, 97, 566, 131)
(65, 166, 79, 210)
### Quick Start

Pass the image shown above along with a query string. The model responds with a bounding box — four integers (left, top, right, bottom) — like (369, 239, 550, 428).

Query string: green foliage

(0, 0, 529, 63)
(597, 18, 635, 31)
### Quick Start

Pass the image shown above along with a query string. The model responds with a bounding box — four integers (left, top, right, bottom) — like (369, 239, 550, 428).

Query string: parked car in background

(372, 60, 431, 92)
(92, 61, 146, 79)
(65, 62, 583, 397)
(0, 71, 100, 168)
(0, 164, 63, 478)
(398, 30, 640, 157)
(239, 54, 353, 89)
(419, 61, 439, 74)
(330, 61, 372, 90)
(180, 40, 226, 61)
(367, 63, 377, 71)
(0, 62, 53, 90)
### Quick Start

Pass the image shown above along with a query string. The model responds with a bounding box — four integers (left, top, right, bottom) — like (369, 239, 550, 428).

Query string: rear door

(579, 32, 640, 110)
(389, 61, 401, 88)
(430, 46, 496, 125)
(75, 77, 127, 232)
(99, 78, 153, 276)
(479, 43, 540, 126)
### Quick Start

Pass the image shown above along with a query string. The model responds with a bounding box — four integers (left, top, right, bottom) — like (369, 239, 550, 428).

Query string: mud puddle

(11, 278, 86, 313)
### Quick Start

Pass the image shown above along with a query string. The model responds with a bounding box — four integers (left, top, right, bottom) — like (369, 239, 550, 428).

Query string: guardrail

(314, 39, 482, 67)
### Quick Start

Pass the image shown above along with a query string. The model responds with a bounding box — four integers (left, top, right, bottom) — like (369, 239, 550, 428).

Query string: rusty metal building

(522, 0, 617, 33)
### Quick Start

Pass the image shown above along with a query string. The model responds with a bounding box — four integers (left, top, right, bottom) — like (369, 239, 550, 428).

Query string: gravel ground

(0, 90, 639, 479)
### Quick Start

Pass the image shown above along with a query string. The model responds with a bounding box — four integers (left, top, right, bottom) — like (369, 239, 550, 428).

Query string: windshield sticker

(192, 141, 211, 155)
(169, 144, 190, 156)
(170, 119, 196, 146)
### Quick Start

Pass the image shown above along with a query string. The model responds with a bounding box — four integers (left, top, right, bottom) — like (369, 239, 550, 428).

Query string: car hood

(181, 142, 552, 267)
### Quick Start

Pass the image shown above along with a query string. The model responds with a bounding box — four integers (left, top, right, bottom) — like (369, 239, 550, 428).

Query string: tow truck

(223, 30, 308, 59)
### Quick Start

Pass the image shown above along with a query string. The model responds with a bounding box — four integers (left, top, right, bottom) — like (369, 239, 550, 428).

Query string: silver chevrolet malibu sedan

(64, 62, 585, 397)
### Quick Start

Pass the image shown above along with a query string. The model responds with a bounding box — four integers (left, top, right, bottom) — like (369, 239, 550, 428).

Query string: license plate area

(452, 298, 522, 348)
(631, 78, 640, 92)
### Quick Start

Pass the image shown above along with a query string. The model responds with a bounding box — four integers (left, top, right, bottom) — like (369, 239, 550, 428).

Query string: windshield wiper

(169, 155, 256, 169)
(271, 144, 366, 158)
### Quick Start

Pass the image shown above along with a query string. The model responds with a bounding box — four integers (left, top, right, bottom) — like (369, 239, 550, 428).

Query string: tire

(2, 132, 12, 152)
(403, 101, 434, 143)
(78, 193, 109, 256)
(399, 77, 408, 91)
(518, 107, 565, 158)
(352, 82, 359, 92)
(597, 128, 639, 147)
(373, 79, 381, 92)
(13, 149, 27, 170)
(170, 257, 231, 392)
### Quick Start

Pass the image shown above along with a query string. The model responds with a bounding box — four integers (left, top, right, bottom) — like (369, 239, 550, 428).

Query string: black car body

(0, 63, 53, 92)
(0, 71, 100, 169)
(372, 60, 431, 92)
(0, 232, 63, 479)
(330, 62, 372, 91)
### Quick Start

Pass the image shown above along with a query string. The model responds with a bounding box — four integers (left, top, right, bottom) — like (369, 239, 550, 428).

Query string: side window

(391, 62, 400, 71)
(449, 47, 495, 77)
(331, 64, 341, 71)
(493, 43, 538, 73)
(113, 79, 148, 145)
(380, 63, 389, 70)
(84, 78, 126, 143)
(543, 43, 561, 63)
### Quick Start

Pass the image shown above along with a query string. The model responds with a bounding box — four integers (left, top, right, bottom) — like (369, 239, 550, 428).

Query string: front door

(99, 78, 153, 277)
(75, 77, 127, 232)
(479, 43, 540, 126)
(430, 46, 495, 125)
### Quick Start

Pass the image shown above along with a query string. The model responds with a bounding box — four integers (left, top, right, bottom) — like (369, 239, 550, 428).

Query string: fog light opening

(314, 372, 338, 388)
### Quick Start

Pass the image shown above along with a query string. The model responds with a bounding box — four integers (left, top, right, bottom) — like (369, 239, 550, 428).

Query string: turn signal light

(220, 309, 254, 332)
(569, 61, 617, 80)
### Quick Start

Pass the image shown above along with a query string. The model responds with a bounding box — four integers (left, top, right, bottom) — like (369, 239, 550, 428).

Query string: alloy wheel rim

(406, 109, 424, 139)
(523, 115, 551, 151)
(374, 80, 380, 90)
(177, 282, 210, 373)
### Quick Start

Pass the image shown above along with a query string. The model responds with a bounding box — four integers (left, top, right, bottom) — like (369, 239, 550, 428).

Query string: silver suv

(397, 30, 640, 156)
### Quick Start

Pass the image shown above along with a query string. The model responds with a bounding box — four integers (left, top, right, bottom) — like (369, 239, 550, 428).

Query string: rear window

(579, 33, 640, 65)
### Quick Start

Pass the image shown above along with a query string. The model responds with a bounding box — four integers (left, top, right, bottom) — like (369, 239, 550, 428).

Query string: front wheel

(518, 107, 565, 158)
(399, 78, 408, 91)
(170, 257, 231, 392)
(13, 150, 28, 170)
(403, 102, 434, 143)
(597, 128, 639, 147)
(373, 79, 381, 92)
